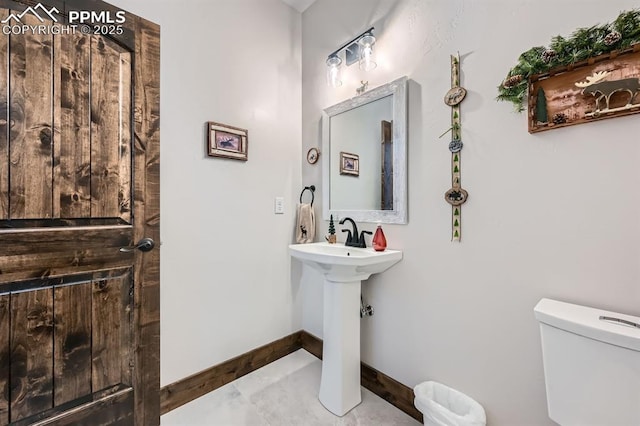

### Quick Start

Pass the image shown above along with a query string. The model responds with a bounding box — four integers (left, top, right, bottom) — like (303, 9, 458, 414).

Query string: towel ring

(300, 185, 315, 206)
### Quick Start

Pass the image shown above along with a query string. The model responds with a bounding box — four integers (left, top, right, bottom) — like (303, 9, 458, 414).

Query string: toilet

(534, 298, 640, 425)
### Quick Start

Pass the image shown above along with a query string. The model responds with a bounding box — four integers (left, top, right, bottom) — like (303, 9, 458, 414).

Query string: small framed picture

(207, 121, 248, 161)
(306, 147, 320, 164)
(339, 152, 359, 176)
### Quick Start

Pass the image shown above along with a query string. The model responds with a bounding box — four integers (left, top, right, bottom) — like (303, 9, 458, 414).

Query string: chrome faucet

(339, 217, 372, 248)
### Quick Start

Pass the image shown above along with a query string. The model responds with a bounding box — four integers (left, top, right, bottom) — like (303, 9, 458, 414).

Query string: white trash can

(414, 381, 486, 426)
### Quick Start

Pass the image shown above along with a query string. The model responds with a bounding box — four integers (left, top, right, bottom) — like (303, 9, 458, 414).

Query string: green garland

(497, 9, 640, 112)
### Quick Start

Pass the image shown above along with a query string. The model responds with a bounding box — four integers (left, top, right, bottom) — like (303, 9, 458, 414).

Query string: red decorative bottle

(372, 223, 387, 252)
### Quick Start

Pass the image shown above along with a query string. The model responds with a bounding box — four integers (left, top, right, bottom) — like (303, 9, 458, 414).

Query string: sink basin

(289, 242, 402, 282)
(289, 242, 403, 416)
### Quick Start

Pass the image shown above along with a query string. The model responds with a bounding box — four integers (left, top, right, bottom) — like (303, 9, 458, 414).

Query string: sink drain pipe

(360, 295, 373, 317)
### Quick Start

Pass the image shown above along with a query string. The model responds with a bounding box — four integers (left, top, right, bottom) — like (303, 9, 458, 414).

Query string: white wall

(302, 1, 640, 424)
(108, 0, 303, 386)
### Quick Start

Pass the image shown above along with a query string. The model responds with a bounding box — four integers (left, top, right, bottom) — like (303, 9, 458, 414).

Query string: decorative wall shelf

(528, 44, 640, 133)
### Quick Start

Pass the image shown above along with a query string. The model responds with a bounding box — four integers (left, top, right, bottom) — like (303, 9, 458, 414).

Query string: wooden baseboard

(361, 361, 423, 422)
(160, 330, 422, 423)
(299, 331, 422, 423)
(299, 329, 323, 359)
(160, 331, 303, 415)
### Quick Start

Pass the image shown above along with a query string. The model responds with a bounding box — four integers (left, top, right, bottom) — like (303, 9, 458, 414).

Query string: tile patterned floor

(161, 349, 421, 426)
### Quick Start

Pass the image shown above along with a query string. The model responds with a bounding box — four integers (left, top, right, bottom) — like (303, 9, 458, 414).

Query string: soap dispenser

(372, 223, 387, 252)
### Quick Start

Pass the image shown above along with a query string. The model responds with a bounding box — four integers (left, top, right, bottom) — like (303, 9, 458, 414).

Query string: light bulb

(358, 34, 377, 71)
(326, 55, 343, 87)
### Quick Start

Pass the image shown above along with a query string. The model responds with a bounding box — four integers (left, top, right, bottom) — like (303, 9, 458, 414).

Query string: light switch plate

(274, 197, 284, 214)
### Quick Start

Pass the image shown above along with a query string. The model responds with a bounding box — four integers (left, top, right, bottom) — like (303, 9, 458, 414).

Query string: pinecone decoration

(541, 49, 557, 64)
(552, 113, 568, 125)
(604, 30, 622, 46)
(502, 74, 523, 89)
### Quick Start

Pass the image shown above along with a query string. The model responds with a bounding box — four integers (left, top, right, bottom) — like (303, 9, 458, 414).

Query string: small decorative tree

(536, 87, 548, 124)
(327, 214, 336, 244)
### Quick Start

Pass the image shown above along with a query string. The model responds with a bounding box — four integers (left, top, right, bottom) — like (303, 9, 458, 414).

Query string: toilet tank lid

(534, 298, 640, 352)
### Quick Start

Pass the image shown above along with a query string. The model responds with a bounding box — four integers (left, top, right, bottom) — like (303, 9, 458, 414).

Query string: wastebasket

(413, 381, 486, 426)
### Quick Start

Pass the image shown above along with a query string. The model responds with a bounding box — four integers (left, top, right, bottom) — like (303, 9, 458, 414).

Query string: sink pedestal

(319, 278, 362, 416)
(288, 243, 402, 417)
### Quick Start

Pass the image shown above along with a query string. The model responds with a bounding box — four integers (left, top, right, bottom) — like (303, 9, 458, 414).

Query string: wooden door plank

(0, 9, 8, 220)
(13, 387, 133, 426)
(132, 16, 161, 425)
(10, 288, 54, 421)
(53, 283, 92, 406)
(0, 226, 132, 255)
(8, 13, 53, 219)
(92, 271, 132, 392)
(0, 226, 133, 283)
(91, 36, 124, 219)
(118, 52, 132, 224)
(52, 30, 61, 219)
(0, 248, 132, 283)
(54, 32, 91, 219)
(0, 294, 9, 424)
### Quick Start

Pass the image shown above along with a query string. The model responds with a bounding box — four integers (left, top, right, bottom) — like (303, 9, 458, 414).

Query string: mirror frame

(322, 76, 408, 224)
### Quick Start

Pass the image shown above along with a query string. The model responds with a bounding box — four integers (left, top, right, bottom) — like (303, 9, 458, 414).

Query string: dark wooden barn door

(0, 1, 159, 424)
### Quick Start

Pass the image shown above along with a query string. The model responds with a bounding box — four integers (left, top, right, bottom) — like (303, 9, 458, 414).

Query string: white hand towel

(296, 203, 315, 243)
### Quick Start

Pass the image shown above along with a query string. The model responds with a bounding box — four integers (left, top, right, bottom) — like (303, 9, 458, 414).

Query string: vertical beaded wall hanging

(442, 53, 468, 241)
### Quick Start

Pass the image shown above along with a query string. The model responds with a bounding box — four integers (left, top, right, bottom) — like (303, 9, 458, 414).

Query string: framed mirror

(322, 76, 407, 224)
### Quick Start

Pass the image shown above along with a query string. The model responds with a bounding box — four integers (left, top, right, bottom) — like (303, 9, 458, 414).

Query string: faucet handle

(359, 230, 372, 248)
(342, 229, 353, 243)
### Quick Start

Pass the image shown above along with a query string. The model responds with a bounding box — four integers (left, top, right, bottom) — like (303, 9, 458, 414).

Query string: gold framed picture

(207, 121, 248, 161)
(339, 152, 359, 176)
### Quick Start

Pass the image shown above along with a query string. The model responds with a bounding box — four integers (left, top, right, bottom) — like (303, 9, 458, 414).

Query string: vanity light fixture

(326, 27, 377, 87)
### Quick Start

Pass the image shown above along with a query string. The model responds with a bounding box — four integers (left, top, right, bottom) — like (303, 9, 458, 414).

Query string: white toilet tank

(534, 298, 640, 426)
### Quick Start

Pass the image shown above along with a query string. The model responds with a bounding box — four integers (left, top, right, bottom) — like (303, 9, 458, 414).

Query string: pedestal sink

(289, 242, 403, 416)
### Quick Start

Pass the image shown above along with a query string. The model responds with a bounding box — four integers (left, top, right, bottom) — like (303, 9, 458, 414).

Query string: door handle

(120, 237, 156, 253)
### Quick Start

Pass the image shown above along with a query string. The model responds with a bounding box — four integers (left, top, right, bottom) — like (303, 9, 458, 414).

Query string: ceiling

(280, 0, 317, 13)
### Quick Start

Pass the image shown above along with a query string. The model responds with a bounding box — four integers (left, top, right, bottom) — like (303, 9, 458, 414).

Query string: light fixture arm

(327, 26, 375, 60)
